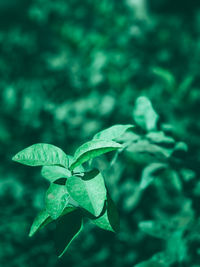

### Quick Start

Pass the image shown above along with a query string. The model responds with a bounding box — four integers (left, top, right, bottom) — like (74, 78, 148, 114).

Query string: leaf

(29, 207, 75, 237)
(66, 169, 106, 216)
(146, 131, 175, 147)
(45, 183, 70, 220)
(12, 143, 69, 168)
(29, 210, 51, 237)
(133, 96, 159, 131)
(69, 140, 122, 171)
(126, 140, 172, 165)
(55, 210, 83, 258)
(93, 124, 134, 141)
(92, 194, 119, 232)
(41, 166, 71, 182)
(68, 155, 84, 173)
(140, 163, 167, 189)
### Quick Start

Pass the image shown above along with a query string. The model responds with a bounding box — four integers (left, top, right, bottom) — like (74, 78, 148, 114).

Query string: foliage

(2, 0, 200, 266)
(12, 125, 130, 256)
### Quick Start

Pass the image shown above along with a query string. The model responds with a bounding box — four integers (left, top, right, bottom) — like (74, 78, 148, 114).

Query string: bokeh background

(1, 0, 200, 266)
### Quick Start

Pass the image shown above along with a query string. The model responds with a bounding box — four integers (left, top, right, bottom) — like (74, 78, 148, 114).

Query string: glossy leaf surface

(12, 143, 69, 168)
(41, 166, 71, 182)
(45, 183, 70, 219)
(70, 140, 121, 170)
(66, 169, 106, 216)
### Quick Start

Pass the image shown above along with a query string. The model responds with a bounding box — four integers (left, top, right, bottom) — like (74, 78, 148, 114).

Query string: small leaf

(45, 183, 70, 220)
(41, 166, 71, 182)
(140, 163, 167, 189)
(29, 207, 75, 237)
(69, 140, 122, 171)
(55, 210, 83, 258)
(93, 124, 134, 141)
(92, 194, 119, 232)
(126, 140, 172, 164)
(66, 169, 106, 216)
(133, 96, 159, 131)
(29, 210, 51, 237)
(12, 143, 69, 168)
(146, 131, 175, 147)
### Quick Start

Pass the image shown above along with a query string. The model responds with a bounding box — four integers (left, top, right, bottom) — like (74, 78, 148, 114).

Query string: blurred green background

(1, 0, 200, 266)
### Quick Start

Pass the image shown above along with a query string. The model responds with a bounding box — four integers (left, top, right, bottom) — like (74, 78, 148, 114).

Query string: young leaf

(92, 194, 120, 232)
(55, 210, 83, 258)
(133, 96, 159, 131)
(29, 207, 75, 237)
(93, 124, 134, 141)
(45, 183, 70, 220)
(12, 143, 69, 168)
(69, 140, 122, 171)
(66, 169, 106, 217)
(41, 166, 71, 183)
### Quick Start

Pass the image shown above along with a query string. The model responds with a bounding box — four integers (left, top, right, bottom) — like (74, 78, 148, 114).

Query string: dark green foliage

(2, 0, 200, 266)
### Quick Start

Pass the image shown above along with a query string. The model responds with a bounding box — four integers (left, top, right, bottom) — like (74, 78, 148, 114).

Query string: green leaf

(29, 207, 75, 237)
(55, 210, 83, 258)
(92, 194, 119, 232)
(146, 131, 175, 146)
(133, 96, 159, 131)
(125, 140, 172, 165)
(93, 124, 134, 141)
(12, 143, 69, 168)
(29, 210, 51, 237)
(140, 163, 167, 189)
(68, 155, 85, 173)
(69, 140, 122, 171)
(41, 166, 71, 182)
(45, 183, 70, 220)
(66, 169, 106, 216)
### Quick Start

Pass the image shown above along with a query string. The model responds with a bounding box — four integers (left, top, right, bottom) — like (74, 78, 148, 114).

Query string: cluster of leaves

(12, 125, 134, 257)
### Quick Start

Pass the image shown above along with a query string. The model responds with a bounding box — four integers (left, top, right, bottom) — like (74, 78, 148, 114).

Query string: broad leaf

(66, 169, 106, 216)
(69, 140, 122, 171)
(55, 210, 83, 258)
(92, 194, 119, 232)
(12, 143, 69, 168)
(93, 124, 134, 141)
(45, 183, 70, 220)
(41, 166, 71, 182)
(133, 96, 159, 131)
(29, 207, 75, 237)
